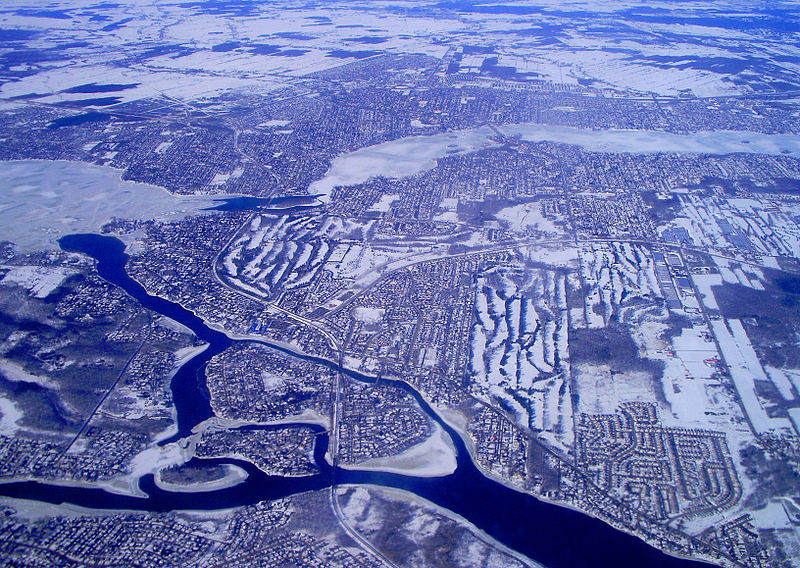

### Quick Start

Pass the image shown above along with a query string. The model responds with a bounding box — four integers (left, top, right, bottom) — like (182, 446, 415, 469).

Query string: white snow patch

(495, 202, 559, 234)
(0, 358, 55, 389)
(0, 396, 22, 435)
(352, 306, 384, 324)
(368, 193, 400, 213)
(1, 265, 75, 298)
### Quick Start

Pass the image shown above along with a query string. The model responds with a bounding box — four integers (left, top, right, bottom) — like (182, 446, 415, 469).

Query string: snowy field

(0, 396, 22, 436)
(495, 202, 562, 236)
(0, 0, 455, 105)
(0, 0, 795, 115)
(0, 265, 76, 298)
(711, 318, 794, 435)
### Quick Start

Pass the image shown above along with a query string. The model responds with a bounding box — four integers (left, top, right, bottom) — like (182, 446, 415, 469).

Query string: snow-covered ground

(495, 202, 561, 236)
(0, 358, 56, 389)
(0, 396, 23, 436)
(0, 0, 459, 105)
(1, 265, 76, 298)
(499, 124, 800, 158)
(220, 213, 441, 305)
(692, 274, 722, 310)
(368, 193, 400, 213)
(665, 195, 800, 261)
(578, 242, 664, 329)
(308, 124, 800, 213)
(352, 306, 384, 324)
(105, 441, 187, 497)
(711, 318, 794, 435)
(338, 484, 542, 567)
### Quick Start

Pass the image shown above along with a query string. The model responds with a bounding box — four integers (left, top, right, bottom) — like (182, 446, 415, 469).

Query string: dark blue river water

(206, 194, 323, 213)
(0, 233, 718, 568)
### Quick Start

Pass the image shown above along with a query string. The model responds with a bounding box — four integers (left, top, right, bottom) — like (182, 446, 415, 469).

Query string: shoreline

(338, 421, 457, 478)
(337, 483, 546, 568)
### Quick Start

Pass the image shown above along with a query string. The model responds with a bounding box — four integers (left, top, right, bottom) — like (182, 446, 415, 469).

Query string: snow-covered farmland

(712, 318, 794, 435)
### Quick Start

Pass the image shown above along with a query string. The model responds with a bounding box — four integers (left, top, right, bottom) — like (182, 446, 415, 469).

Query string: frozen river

(310, 123, 800, 201)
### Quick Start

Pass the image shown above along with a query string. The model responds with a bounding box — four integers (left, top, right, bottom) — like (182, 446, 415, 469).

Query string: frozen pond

(311, 124, 800, 199)
(0, 160, 216, 251)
